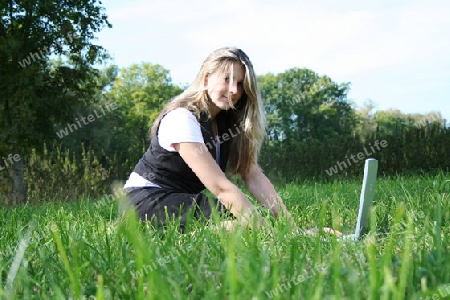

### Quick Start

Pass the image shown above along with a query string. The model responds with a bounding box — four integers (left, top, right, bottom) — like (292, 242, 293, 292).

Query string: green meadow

(1, 173, 449, 299)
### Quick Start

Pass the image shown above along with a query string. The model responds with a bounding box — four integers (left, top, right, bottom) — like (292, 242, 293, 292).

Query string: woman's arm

(174, 142, 260, 224)
(243, 164, 292, 220)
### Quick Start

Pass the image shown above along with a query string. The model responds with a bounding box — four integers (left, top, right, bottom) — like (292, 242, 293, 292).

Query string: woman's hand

(243, 164, 292, 219)
(303, 227, 342, 237)
(240, 208, 268, 230)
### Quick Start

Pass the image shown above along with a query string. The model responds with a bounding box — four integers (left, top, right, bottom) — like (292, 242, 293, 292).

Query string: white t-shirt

(123, 108, 204, 189)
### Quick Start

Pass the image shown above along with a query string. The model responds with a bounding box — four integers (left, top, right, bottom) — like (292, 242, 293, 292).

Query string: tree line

(1, 0, 448, 204)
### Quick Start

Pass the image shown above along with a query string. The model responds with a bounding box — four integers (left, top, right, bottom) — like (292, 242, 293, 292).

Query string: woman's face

(205, 61, 245, 111)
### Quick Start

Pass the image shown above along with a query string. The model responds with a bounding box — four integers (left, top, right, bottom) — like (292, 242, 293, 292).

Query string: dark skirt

(120, 187, 230, 231)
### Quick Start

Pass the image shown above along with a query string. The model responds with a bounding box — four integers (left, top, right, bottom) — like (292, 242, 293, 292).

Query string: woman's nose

(229, 83, 238, 94)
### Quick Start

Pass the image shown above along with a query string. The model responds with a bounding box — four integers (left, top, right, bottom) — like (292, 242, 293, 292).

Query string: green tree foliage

(353, 100, 378, 142)
(0, 0, 111, 203)
(106, 63, 183, 179)
(257, 69, 450, 182)
(257, 68, 357, 180)
(354, 101, 446, 140)
(53, 65, 119, 156)
(258, 68, 355, 143)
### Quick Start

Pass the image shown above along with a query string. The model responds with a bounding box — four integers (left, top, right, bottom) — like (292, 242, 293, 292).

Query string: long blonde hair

(150, 47, 266, 177)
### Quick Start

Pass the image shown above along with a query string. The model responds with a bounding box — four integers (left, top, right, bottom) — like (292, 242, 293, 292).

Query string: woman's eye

(224, 77, 229, 82)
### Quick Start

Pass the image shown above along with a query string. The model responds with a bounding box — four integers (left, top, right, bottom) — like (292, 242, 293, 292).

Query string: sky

(95, 0, 450, 122)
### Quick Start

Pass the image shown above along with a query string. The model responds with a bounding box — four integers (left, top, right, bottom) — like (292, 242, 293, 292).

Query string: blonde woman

(123, 47, 339, 235)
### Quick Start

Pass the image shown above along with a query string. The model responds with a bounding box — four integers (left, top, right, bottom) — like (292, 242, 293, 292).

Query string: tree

(257, 68, 356, 180)
(0, 0, 111, 203)
(106, 63, 183, 179)
(258, 68, 355, 143)
(53, 65, 119, 156)
(353, 100, 378, 142)
(353, 99, 447, 142)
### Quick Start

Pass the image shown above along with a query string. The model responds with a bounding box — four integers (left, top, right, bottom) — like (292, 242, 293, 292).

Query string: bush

(25, 143, 113, 202)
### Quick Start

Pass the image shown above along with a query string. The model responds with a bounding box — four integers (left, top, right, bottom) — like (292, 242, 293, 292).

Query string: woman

(122, 46, 337, 234)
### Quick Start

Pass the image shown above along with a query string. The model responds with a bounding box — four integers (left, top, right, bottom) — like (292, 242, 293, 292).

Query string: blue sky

(96, 0, 450, 121)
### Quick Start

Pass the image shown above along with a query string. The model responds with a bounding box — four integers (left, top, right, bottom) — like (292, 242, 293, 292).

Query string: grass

(0, 172, 449, 299)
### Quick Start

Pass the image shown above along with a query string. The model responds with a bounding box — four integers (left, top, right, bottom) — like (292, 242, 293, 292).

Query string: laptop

(339, 158, 378, 241)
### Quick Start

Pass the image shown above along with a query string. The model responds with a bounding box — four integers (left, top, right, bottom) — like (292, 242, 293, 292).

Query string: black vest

(133, 110, 231, 194)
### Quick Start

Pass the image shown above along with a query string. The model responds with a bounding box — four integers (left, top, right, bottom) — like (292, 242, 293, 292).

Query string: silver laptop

(339, 158, 378, 241)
